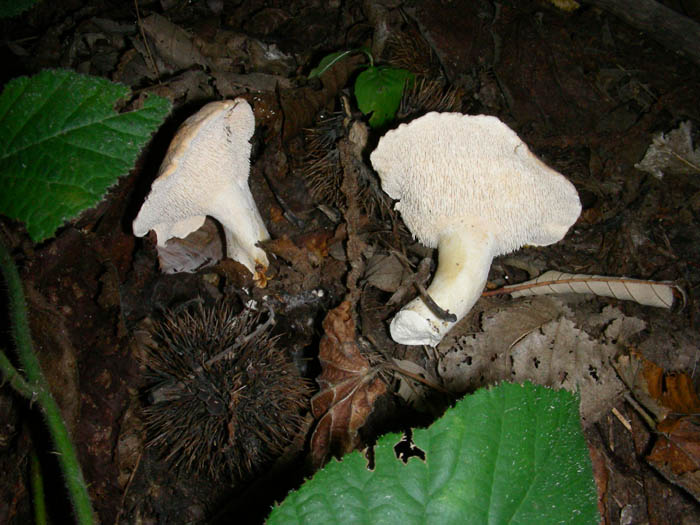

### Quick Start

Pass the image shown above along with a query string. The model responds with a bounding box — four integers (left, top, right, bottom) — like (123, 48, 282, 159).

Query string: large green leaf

(0, 69, 170, 242)
(354, 66, 413, 128)
(268, 382, 598, 524)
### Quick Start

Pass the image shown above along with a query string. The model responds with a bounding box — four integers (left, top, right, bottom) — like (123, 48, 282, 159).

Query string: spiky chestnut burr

(301, 111, 387, 216)
(141, 301, 310, 482)
(301, 111, 345, 209)
(397, 77, 462, 121)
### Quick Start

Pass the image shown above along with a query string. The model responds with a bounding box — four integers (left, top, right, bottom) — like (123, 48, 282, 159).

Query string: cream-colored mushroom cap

(370, 112, 581, 254)
(133, 98, 270, 280)
(370, 112, 581, 346)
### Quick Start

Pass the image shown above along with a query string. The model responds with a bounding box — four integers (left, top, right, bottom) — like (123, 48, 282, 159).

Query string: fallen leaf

(615, 351, 700, 500)
(615, 351, 700, 422)
(365, 253, 405, 292)
(437, 297, 645, 424)
(156, 217, 223, 274)
(264, 236, 315, 274)
(140, 13, 210, 70)
(647, 415, 700, 501)
(309, 301, 387, 467)
(490, 270, 682, 309)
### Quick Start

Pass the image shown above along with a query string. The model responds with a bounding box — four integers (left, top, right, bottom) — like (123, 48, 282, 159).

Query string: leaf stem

(0, 241, 95, 525)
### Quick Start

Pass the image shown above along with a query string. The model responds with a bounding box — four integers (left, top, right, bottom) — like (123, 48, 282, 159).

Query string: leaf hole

(394, 430, 426, 463)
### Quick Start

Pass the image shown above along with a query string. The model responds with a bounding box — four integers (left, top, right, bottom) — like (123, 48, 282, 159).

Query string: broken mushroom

(370, 112, 581, 346)
(133, 98, 270, 282)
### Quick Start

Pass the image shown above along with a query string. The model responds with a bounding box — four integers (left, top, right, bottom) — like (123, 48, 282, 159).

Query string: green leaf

(0, 69, 171, 242)
(268, 382, 598, 525)
(354, 66, 413, 128)
(309, 50, 356, 79)
(0, 0, 39, 18)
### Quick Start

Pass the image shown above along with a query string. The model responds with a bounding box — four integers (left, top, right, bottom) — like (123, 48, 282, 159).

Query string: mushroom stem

(212, 187, 270, 275)
(390, 225, 495, 347)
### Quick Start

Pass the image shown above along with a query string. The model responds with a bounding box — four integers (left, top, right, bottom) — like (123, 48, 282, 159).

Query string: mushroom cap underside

(370, 112, 581, 254)
(133, 98, 256, 240)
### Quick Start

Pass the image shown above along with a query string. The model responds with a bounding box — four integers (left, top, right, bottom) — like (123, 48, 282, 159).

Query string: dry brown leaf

(647, 416, 700, 501)
(264, 236, 315, 274)
(615, 351, 700, 422)
(140, 13, 210, 70)
(635, 121, 700, 179)
(365, 253, 405, 292)
(615, 352, 700, 500)
(309, 301, 387, 467)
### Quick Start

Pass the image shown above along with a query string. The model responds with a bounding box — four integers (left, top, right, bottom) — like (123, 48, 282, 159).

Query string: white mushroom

(370, 112, 581, 346)
(133, 98, 270, 282)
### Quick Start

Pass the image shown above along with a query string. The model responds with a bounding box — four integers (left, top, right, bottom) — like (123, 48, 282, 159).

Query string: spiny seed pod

(397, 77, 462, 121)
(384, 29, 440, 78)
(301, 111, 345, 209)
(301, 112, 388, 216)
(141, 301, 311, 482)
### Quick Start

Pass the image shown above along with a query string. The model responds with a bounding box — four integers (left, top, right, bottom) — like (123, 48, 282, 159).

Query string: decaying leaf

(437, 297, 646, 424)
(364, 252, 405, 292)
(647, 416, 700, 501)
(635, 121, 700, 180)
(140, 13, 210, 71)
(155, 217, 223, 274)
(614, 352, 700, 500)
(392, 358, 443, 414)
(489, 270, 683, 309)
(615, 351, 700, 422)
(309, 301, 388, 467)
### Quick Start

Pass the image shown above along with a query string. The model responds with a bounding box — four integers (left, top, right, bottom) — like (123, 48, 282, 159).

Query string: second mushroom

(133, 98, 270, 284)
(370, 112, 581, 347)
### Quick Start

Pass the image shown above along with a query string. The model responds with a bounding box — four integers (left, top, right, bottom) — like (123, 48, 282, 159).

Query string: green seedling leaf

(309, 50, 356, 79)
(0, 0, 39, 18)
(0, 69, 170, 242)
(355, 66, 413, 128)
(269, 382, 598, 525)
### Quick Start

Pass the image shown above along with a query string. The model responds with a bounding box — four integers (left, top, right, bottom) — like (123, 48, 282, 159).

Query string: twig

(134, 0, 160, 81)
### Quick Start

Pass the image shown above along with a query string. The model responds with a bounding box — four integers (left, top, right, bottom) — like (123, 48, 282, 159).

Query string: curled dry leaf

(309, 301, 388, 468)
(635, 121, 700, 180)
(615, 351, 700, 500)
(489, 270, 683, 309)
(615, 351, 700, 422)
(647, 416, 700, 501)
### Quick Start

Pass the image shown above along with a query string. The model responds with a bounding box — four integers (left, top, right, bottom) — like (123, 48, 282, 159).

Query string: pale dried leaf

(156, 217, 223, 274)
(502, 270, 681, 308)
(437, 297, 646, 424)
(635, 121, 700, 179)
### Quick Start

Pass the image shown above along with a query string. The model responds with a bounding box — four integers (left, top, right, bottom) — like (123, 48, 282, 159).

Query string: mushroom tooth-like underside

(132, 98, 270, 277)
(370, 111, 582, 347)
(369, 111, 581, 254)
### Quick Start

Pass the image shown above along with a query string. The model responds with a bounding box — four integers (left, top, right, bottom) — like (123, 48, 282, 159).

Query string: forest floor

(1, 0, 700, 523)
